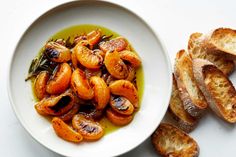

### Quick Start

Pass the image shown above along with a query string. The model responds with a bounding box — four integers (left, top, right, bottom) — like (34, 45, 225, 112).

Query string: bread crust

(174, 50, 208, 117)
(169, 74, 198, 132)
(192, 58, 236, 123)
(188, 32, 234, 75)
(205, 28, 236, 60)
(151, 123, 199, 157)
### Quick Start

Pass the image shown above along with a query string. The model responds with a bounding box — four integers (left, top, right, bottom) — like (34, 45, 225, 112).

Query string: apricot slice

(87, 29, 102, 47)
(104, 51, 128, 79)
(34, 71, 49, 100)
(99, 37, 128, 52)
(74, 45, 103, 69)
(109, 80, 139, 108)
(35, 90, 74, 116)
(119, 50, 141, 68)
(106, 108, 133, 126)
(110, 96, 134, 116)
(52, 117, 83, 143)
(45, 41, 71, 63)
(72, 114, 104, 141)
(46, 63, 72, 95)
(90, 76, 110, 110)
(71, 68, 94, 100)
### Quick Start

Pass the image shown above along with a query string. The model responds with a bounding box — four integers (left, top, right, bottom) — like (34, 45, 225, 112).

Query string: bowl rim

(7, 0, 172, 156)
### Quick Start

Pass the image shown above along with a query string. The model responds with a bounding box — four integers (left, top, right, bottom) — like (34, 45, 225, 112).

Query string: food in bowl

(25, 24, 143, 143)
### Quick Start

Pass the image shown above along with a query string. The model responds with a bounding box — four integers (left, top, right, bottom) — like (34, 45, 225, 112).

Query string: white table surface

(1, 0, 236, 156)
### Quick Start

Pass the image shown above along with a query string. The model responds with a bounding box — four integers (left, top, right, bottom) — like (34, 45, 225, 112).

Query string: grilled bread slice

(188, 32, 234, 75)
(169, 74, 198, 132)
(151, 123, 199, 157)
(192, 58, 236, 123)
(174, 50, 208, 117)
(204, 28, 236, 59)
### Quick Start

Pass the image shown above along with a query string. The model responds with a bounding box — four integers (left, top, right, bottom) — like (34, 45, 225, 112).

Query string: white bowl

(8, 1, 172, 157)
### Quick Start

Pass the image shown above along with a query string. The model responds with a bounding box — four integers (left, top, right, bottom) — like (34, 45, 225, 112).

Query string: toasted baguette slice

(151, 123, 199, 157)
(205, 28, 236, 59)
(174, 50, 208, 117)
(188, 32, 234, 75)
(169, 74, 198, 132)
(192, 58, 236, 123)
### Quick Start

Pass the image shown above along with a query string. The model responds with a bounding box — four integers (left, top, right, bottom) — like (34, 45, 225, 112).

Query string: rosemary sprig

(25, 51, 58, 81)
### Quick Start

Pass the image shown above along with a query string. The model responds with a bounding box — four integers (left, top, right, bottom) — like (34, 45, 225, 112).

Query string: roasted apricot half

(106, 108, 133, 126)
(90, 76, 110, 110)
(119, 50, 141, 68)
(34, 71, 49, 100)
(87, 29, 102, 47)
(35, 90, 74, 116)
(110, 96, 134, 116)
(74, 45, 103, 69)
(72, 114, 104, 141)
(109, 80, 139, 108)
(45, 41, 71, 63)
(52, 117, 83, 143)
(104, 51, 128, 79)
(99, 37, 128, 52)
(71, 68, 94, 100)
(46, 63, 72, 95)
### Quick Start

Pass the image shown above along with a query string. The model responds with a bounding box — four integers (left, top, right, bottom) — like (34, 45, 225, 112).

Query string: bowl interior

(8, 1, 172, 157)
